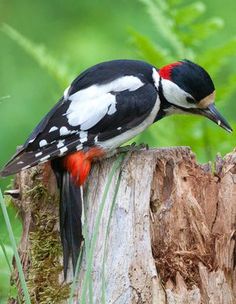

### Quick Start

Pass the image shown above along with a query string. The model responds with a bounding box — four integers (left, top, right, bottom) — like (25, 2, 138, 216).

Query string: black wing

(0, 60, 157, 177)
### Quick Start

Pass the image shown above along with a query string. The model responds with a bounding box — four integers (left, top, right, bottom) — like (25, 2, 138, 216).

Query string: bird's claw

(116, 142, 149, 154)
(117, 142, 149, 171)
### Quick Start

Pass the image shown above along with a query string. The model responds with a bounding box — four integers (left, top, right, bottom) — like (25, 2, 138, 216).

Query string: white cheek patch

(161, 79, 196, 109)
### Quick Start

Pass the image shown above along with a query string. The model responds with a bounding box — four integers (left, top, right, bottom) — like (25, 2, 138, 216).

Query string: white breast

(98, 95, 161, 150)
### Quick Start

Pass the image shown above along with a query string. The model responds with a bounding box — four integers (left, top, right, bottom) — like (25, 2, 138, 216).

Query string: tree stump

(10, 147, 236, 303)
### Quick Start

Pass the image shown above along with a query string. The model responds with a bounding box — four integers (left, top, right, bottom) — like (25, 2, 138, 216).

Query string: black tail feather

(52, 160, 83, 278)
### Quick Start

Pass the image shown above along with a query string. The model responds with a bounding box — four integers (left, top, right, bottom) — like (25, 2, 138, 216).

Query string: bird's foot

(101, 143, 148, 164)
(116, 142, 149, 154)
(116, 142, 149, 171)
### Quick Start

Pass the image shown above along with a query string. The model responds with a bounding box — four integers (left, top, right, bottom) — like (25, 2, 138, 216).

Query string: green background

(0, 0, 236, 302)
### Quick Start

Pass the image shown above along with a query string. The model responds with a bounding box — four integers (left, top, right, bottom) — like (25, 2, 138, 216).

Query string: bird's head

(156, 59, 232, 133)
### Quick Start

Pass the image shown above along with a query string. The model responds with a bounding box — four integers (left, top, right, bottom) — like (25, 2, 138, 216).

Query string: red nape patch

(159, 62, 182, 80)
(63, 147, 105, 186)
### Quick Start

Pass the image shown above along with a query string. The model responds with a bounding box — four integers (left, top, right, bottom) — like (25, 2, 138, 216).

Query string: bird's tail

(51, 160, 83, 279)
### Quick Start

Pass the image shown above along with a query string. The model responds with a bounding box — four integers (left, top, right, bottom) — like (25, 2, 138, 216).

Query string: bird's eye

(186, 96, 196, 104)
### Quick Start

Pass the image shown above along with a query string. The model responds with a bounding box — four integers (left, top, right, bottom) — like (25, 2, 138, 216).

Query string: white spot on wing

(35, 152, 43, 157)
(57, 140, 65, 148)
(79, 131, 88, 143)
(29, 138, 36, 143)
(60, 126, 70, 136)
(94, 135, 98, 143)
(60, 146, 68, 155)
(117, 127, 122, 130)
(17, 161, 24, 165)
(49, 126, 58, 133)
(22, 165, 30, 170)
(40, 155, 50, 162)
(39, 139, 47, 147)
(59, 126, 76, 136)
(76, 144, 83, 150)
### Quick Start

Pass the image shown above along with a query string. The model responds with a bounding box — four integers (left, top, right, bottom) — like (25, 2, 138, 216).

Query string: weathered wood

(10, 147, 236, 303)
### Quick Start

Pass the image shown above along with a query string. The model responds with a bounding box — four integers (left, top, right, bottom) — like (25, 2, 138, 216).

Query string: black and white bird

(0, 59, 232, 276)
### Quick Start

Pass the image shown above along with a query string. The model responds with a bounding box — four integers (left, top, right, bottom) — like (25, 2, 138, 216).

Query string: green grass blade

(0, 190, 31, 304)
(80, 154, 125, 303)
(101, 163, 123, 303)
(0, 238, 13, 272)
(82, 190, 94, 303)
(68, 243, 84, 304)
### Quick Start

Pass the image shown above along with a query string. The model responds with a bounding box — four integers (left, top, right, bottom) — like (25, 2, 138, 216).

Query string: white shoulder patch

(69, 75, 144, 101)
(66, 76, 144, 129)
(66, 93, 116, 129)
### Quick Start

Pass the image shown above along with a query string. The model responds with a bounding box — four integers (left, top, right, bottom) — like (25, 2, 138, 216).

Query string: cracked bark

(10, 147, 236, 303)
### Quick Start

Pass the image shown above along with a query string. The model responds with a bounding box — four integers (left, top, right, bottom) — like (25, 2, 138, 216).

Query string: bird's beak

(190, 103, 233, 133)
(200, 104, 232, 133)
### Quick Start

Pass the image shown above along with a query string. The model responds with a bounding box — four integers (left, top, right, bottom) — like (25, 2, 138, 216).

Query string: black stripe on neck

(154, 78, 171, 122)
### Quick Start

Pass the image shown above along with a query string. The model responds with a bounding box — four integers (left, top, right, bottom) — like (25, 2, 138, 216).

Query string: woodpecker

(0, 59, 232, 277)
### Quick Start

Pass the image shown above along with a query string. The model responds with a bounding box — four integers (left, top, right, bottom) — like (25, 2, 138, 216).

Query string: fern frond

(2, 24, 72, 87)
(199, 38, 236, 74)
(140, 0, 187, 57)
(130, 30, 173, 65)
(172, 2, 206, 26)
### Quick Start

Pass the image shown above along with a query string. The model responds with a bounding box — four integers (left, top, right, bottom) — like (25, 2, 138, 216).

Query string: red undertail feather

(63, 147, 105, 186)
(159, 61, 182, 80)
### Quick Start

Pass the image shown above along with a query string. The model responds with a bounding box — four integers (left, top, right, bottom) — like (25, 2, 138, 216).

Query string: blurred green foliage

(0, 0, 236, 302)
(0, 199, 21, 302)
(131, 0, 236, 161)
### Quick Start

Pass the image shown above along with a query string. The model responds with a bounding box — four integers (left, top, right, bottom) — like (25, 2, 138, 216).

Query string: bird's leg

(95, 143, 149, 171)
(116, 142, 149, 171)
(116, 142, 149, 154)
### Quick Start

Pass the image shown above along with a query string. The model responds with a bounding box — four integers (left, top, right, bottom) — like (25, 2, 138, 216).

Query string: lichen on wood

(11, 164, 70, 304)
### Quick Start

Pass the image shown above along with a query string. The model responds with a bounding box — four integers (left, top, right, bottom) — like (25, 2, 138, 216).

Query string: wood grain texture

(10, 147, 236, 303)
